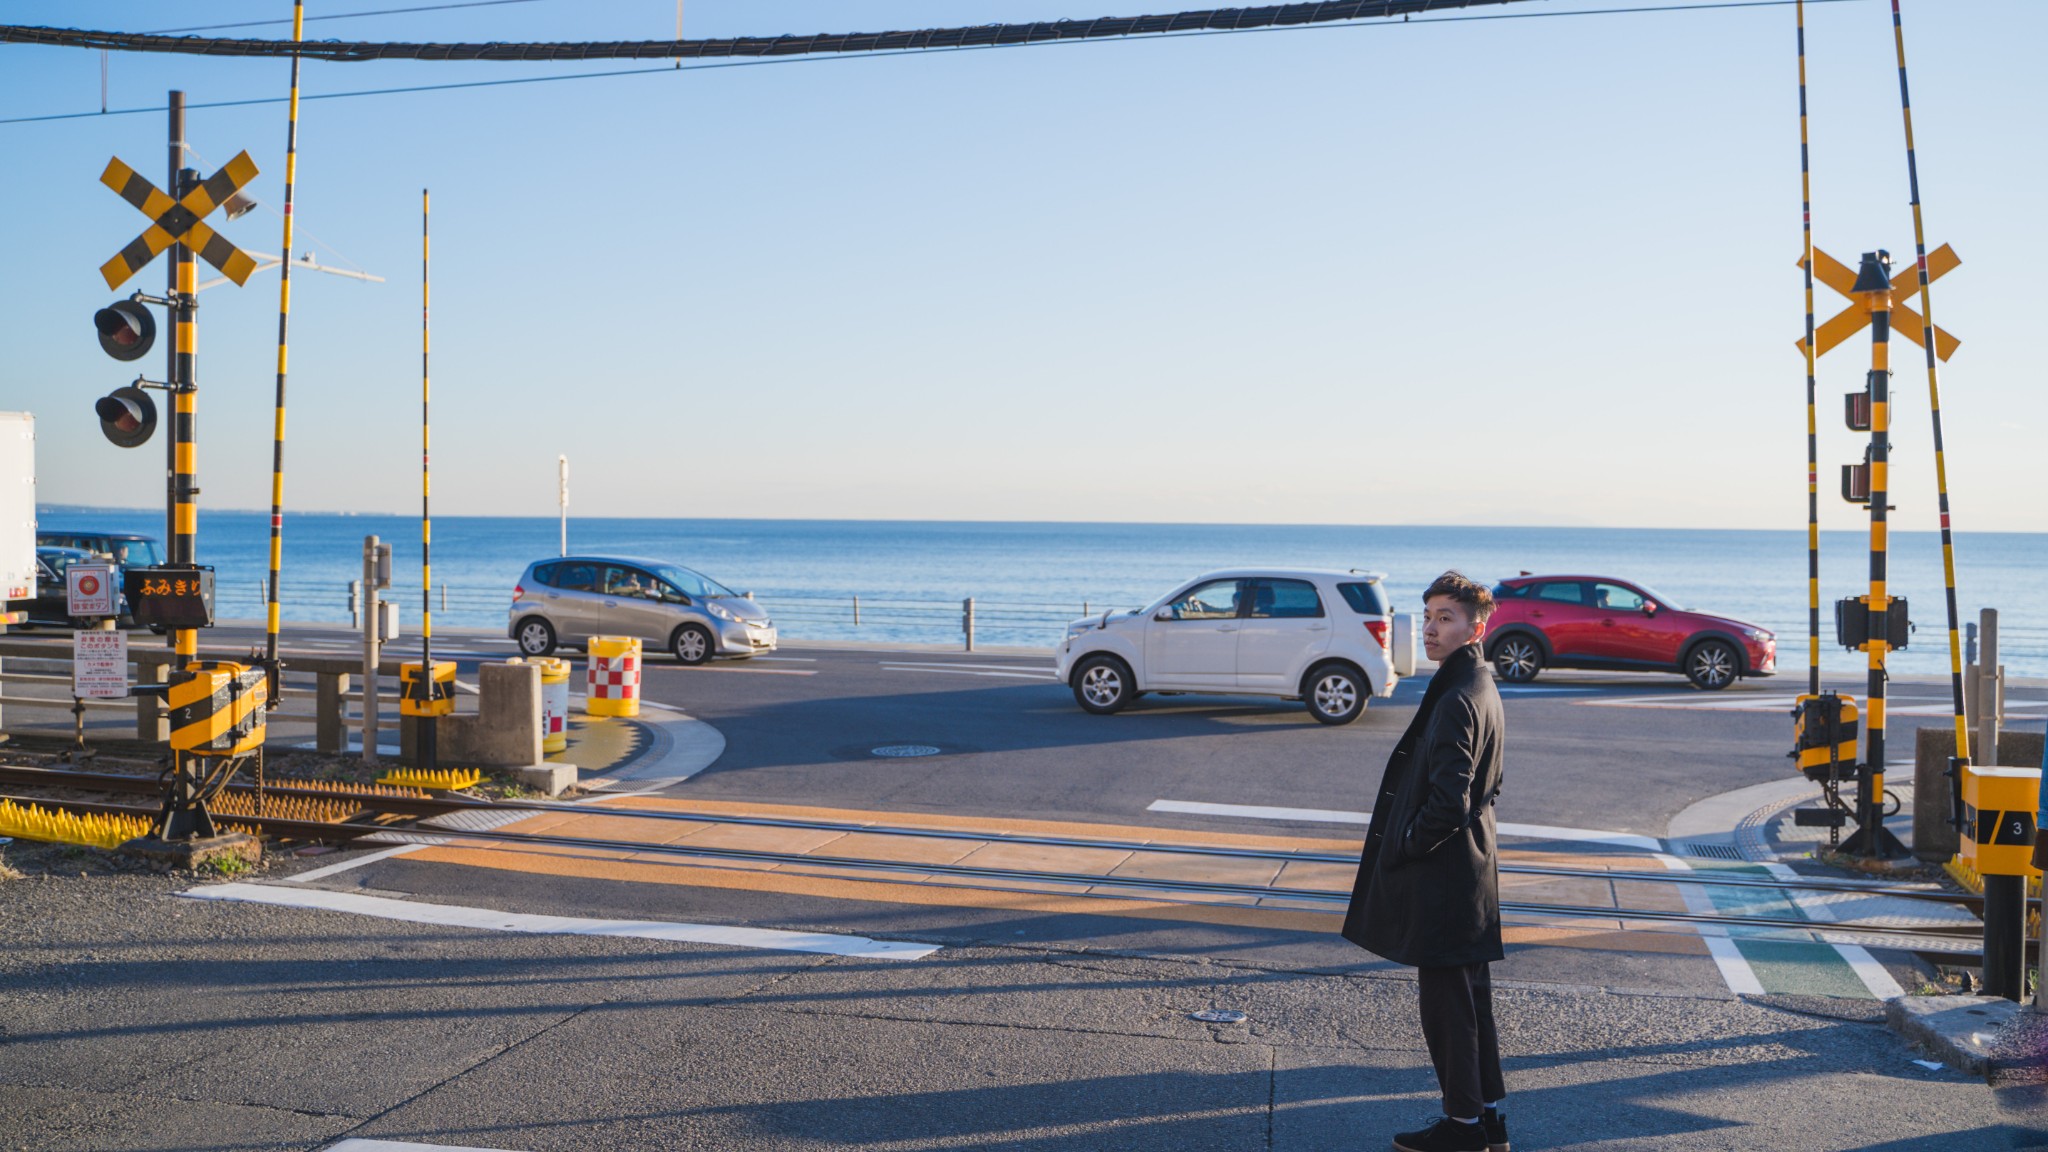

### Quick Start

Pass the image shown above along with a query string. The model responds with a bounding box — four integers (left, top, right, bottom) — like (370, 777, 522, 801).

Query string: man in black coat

(1343, 571, 1508, 1152)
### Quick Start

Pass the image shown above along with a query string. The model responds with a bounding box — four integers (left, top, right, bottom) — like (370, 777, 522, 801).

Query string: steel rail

(0, 763, 2016, 909)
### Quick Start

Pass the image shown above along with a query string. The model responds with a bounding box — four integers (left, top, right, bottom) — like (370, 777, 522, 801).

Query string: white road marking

(285, 844, 426, 883)
(180, 883, 940, 960)
(1147, 800, 1665, 853)
(880, 662, 1057, 680)
(754, 655, 817, 662)
(1655, 852, 1767, 996)
(323, 1131, 524, 1139)
(1760, 861, 1906, 1000)
(326, 1140, 523, 1151)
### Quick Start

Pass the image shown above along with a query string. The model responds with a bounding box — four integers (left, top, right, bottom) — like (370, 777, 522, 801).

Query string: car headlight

(1746, 629, 1772, 642)
(706, 601, 739, 622)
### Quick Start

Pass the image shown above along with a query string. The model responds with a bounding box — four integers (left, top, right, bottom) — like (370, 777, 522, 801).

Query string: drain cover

(871, 744, 942, 758)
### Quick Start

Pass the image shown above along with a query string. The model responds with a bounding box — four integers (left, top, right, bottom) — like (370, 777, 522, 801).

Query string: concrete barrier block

(1915, 729, 2044, 863)
(506, 762, 577, 797)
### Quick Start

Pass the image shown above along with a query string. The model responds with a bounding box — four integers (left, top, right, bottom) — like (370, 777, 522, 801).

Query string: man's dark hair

(1423, 570, 1495, 624)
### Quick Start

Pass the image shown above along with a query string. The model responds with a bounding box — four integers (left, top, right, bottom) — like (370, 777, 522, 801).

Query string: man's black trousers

(1416, 961, 1505, 1118)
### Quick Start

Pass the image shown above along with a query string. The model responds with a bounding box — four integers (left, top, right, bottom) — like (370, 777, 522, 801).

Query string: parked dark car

(23, 546, 100, 627)
(36, 531, 164, 568)
(1485, 574, 1775, 690)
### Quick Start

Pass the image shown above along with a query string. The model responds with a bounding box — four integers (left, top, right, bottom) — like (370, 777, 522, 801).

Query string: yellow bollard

(585, 636, 641, 718)
(534, 657, 571, 752)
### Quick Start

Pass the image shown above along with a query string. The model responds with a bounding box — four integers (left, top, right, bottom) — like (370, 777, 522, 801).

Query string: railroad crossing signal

(1795, 244, 1961, 361)
(97, 151, 260, 290)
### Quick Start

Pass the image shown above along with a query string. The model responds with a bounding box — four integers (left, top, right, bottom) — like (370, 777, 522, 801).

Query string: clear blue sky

(2, 1, 2041, 530)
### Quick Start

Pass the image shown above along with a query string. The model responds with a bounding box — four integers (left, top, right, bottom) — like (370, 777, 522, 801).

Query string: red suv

(1484, 575, 1775, 690)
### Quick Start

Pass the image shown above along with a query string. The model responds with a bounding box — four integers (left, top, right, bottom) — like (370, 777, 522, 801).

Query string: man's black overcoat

(1341, 641, 1505, 968)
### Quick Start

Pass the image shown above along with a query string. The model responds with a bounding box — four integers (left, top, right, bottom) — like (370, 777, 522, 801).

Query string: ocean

(33, 507, 2048, 678)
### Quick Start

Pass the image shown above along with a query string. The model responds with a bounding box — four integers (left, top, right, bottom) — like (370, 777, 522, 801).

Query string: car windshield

(649, 564, 736, 599)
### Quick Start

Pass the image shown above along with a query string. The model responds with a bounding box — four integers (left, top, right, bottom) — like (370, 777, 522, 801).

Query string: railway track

(2, 762, 2015, 963)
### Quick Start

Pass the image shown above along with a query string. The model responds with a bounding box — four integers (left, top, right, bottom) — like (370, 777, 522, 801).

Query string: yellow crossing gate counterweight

(167, 661, 268, 756)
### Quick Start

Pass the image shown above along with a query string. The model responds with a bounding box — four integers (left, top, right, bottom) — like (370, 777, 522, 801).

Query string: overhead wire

(0, 0, 1875, 127)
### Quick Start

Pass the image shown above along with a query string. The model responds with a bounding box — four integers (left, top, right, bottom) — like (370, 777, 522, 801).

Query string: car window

(603, 566, 661, 598)
(556, 562, 600, 592)
(115, 539, 163, 566)
(1162, 579, 1242, 621)
(530, 562, 559, 587)
(1337, 581, 1390, 616)
(1589, 583, 1645, 612)
(650, 564, 734, 599)
(35, 557, 56, 583)
(1492, 583, 1528, 600)
(1248, 579, 1324, 619)
(1534, 582, 1585, 605)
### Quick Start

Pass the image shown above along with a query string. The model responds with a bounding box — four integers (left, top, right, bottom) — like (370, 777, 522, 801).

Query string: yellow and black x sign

(98, 152, 260, 291)
(1796, 245, 1961, 362)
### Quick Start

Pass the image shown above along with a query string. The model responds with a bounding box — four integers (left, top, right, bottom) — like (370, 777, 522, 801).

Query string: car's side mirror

(1641, 601, 1658, 616)
(1154, 610, 1173, 622)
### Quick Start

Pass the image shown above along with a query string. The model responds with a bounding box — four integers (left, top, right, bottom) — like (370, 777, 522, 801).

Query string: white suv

(1054, 569, 1398, 725)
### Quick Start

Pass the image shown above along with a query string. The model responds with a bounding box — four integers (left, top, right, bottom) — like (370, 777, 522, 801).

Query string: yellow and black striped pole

(171, 177, 198, 668)
(1796, 0, 1821, 700)
(1848, 251, 1903, 859)
(1887, 0, 1970, 770)
(264, 0, 305, 710)
(420, 188, 437, 771)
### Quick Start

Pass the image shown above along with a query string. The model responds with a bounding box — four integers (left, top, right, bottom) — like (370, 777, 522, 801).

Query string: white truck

(0, 413, 32, 606)
(0, 413, 33, 734)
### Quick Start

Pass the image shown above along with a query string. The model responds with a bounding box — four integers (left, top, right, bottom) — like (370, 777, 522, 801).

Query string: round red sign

(78, 575, 100, 596)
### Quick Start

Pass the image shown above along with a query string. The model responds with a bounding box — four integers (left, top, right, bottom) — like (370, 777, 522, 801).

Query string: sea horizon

(30, 506, 2048, 679)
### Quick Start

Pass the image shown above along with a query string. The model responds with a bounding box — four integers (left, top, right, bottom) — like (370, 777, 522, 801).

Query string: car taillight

(512, 583, 525, 602)
(1364, 620, 1389, 648)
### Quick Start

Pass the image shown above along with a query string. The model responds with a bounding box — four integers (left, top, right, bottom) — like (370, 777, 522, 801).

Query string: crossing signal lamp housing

(94, 386, 157, 449)
(93, 299, 155, 362)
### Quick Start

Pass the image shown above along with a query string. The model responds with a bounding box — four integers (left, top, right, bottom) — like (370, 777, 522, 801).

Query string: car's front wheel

(514, 616, 556, 657)
(1305, 663, 1367, 725)
(1073, 654, 1133, 715)
(672, 624, 714, 666)
(1491, 635, 1544, 683)
(1685, 639, 1740, 690)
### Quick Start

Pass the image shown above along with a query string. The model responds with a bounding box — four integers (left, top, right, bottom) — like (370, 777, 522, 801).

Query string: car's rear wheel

(1491, 635, 1544, 683)
(1685, 639, 1740, 690)
(1305, 663, 1367, 725)
(1073, 654, 1133, 715)
(514, 616, 556, 657)
(672, 624, 714, 666)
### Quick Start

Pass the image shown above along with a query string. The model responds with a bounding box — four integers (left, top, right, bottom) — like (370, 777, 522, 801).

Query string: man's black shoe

(1392, 1115, 1489, 1152)
(1483, 1107, 1510, 1152)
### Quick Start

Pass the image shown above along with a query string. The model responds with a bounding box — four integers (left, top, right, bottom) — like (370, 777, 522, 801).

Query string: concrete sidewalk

(1, 866, 2044, 1152)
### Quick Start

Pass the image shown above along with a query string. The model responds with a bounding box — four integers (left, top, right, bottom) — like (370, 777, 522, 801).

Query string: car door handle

(1216, 626, 1237, 632)
(1601, 619, 1615, 627)
(1531, 610, 1545, 618)
(603, 599, 619, 608)
(1307, 624, 1328, 631)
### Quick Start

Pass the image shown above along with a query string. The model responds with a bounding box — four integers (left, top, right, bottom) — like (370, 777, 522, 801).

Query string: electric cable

(0, 0, 1877, 126)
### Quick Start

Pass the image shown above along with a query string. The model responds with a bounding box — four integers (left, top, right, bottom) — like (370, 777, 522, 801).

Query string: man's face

(1422, 595, 1486, 662)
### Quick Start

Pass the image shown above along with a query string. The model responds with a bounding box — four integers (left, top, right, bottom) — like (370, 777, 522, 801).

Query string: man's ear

(1471, 619, 1489, 645)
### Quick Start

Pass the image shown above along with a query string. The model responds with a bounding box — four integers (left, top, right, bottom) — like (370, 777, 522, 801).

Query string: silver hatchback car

(508, 555, 777, 664)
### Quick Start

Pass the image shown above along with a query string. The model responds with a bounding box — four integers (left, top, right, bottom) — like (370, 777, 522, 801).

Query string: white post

(1978, 608, 1999, 765)
(361, 534, 381, 765)
(558, 454, 569, 557)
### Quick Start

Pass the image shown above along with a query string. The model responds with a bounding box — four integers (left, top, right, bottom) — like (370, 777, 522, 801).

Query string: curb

(1886, 995, 2043, 1083)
